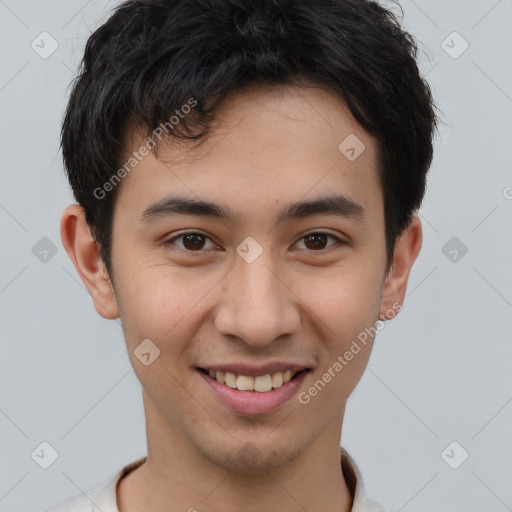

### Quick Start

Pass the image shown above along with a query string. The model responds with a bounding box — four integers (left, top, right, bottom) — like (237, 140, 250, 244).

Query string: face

(66, 83, 418, 473)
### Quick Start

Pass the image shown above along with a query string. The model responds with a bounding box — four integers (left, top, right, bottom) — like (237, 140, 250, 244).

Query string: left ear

(379, 214, 422, 320)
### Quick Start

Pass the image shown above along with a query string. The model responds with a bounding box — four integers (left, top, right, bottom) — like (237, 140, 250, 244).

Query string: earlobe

(60, 204, 119, 320)
(379, 214, 423, 320)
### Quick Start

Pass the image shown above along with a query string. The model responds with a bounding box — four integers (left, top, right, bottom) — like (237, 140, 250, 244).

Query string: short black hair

(61, 0, 439, 280)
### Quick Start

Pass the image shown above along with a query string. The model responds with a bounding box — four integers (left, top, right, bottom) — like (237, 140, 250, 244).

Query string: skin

(61, 82, 422, 512)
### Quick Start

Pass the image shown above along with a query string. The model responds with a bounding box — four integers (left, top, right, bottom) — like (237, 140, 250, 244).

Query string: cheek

(301, 267, 382, 337)
(295, 280, 378, 416)
(296, 265, 382, 395)
(114, 265, 222, 364)
(114, 272, 200, 412)
(114, 270, 186, 347)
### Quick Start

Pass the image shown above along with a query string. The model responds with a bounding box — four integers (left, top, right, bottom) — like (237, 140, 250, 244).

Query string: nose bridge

(215, 244, 298, 346)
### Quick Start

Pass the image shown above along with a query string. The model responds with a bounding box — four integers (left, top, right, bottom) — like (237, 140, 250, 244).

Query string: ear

(60, 204, 119, 320)
(379, 214, 422, 320)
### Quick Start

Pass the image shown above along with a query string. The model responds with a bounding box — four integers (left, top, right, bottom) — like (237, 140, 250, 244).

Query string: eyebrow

(137, 193, 365, 225)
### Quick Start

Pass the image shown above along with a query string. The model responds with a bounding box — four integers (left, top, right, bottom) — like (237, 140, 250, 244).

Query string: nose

(213, 250, 301, 348)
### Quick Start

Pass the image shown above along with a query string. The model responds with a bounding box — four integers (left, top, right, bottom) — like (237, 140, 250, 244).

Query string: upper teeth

(207, 369, 297, 392)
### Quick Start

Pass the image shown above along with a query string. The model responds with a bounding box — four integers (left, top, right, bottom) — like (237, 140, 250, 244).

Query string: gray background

(1, 0, 511, 511)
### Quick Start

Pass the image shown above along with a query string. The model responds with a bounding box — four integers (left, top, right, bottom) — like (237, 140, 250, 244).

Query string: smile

(198, 368, 309, 392)
(197, 367, 311, 415)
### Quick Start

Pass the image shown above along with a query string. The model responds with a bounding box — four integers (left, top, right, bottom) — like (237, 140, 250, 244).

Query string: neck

(117, 394, 354, 512)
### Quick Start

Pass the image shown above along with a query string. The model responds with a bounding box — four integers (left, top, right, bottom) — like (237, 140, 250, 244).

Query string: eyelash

(164, 231, 345, 254)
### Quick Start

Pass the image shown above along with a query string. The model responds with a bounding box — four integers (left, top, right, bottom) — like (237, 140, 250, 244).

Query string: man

(47, 0, 438, 510)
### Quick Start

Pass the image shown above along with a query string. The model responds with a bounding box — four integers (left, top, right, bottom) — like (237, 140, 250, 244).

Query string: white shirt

(44, 446, 386, 512)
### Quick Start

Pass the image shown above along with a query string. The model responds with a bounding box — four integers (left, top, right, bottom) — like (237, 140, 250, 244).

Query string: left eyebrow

(137, 193, 365, 225)
(276, 194, 365, 223)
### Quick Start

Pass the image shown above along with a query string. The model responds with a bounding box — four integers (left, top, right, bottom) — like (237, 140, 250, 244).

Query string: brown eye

(165, 232, 217, 252)
(181, 233, 206, 250)
(295, 232, 342, 251)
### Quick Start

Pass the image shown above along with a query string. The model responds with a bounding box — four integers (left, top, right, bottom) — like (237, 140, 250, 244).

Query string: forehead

(115, 83, 382, 223)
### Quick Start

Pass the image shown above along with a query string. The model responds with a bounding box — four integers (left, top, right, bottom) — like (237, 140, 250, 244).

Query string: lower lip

(198, 370, 309, 415)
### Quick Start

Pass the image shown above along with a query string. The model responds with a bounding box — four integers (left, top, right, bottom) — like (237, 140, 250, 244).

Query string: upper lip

(197, 362, 312, 377)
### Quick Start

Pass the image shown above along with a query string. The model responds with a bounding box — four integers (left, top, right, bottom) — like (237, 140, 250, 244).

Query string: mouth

(197, 367, 311, 393)
(197, 366, 311, 415)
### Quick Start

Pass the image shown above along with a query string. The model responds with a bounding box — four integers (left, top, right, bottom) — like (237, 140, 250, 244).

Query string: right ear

(60, 204, 119, 320)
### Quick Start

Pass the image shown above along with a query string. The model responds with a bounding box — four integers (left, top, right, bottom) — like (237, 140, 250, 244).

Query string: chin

(197, 437, 305, 473)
